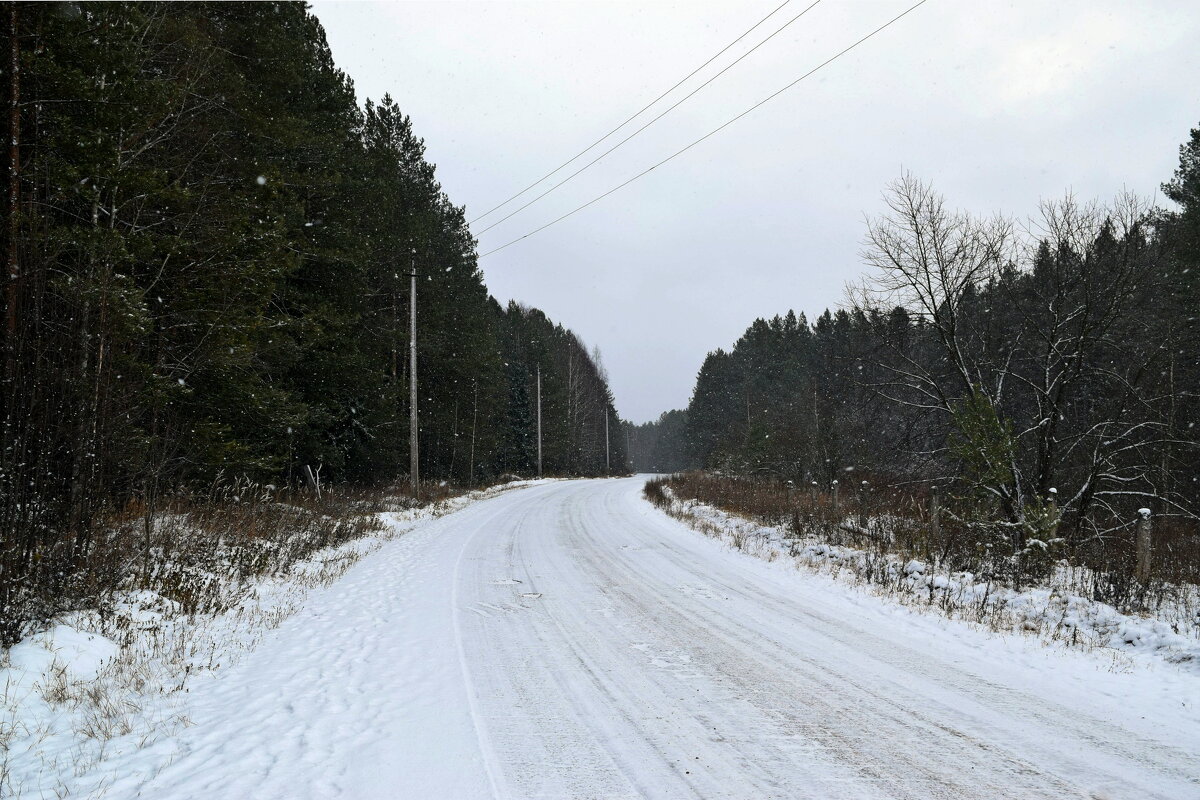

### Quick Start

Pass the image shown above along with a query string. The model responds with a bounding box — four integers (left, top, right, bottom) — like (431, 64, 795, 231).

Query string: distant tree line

(623, 410, 690, 474)
(646, 125, 1200, 555)
(0, 2, 622, 639)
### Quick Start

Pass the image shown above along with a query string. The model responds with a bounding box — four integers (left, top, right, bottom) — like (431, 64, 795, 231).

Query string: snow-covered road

(112, 477, 1198, 799)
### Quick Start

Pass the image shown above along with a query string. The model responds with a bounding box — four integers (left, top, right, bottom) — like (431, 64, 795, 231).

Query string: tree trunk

(4, 3, 19, 381)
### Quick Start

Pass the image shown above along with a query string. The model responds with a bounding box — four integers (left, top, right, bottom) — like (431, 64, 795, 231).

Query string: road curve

(123, 477, 1198, 800)
(446, 478, 1198, 800)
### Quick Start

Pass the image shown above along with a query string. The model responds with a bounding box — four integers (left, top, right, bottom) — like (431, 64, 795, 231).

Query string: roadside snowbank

(654, 488, 1200, 672)
(0, 479, 551, 799)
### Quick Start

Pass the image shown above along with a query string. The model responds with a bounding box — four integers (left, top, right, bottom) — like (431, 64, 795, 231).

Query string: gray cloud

(311, 0, 1200, 422)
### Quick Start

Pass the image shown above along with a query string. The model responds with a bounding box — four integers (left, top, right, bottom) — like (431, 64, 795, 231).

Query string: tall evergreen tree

(0, 1, 624, 644)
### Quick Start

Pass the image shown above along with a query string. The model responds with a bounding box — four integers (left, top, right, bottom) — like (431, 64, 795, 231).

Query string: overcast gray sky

(311, 0, 1200, 423)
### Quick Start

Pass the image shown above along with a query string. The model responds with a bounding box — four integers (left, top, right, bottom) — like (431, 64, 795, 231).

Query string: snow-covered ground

(1, 480, 551, 799)
(656, 488, 1200, 671)
(5, 476, 1199, 798)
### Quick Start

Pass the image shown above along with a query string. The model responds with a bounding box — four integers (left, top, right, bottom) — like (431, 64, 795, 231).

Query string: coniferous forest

(0, 3, 622, 642)
(3, 4, 1200, 794)
(630, 130, 1200, 584)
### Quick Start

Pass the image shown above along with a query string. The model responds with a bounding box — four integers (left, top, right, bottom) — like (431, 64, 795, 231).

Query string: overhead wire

(474, 0, 824, 236)
(477, 0, 929, 260)
(469, 0, 794, 225)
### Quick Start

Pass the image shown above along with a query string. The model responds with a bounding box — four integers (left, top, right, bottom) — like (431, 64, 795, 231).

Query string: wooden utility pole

(469, 379, 478, 487)
(605, 407, 610, 474)
(536, 364, 542, 478)
(409, 249, 419, 498)
(1135, 507, 1152, 584)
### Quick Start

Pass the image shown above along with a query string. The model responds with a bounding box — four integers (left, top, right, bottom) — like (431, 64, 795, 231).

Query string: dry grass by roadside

(0, 477, 514, 799)
(651, 472, 1199, 610)
(645, 473, 1200, 663)
(4, 477, 477, 645)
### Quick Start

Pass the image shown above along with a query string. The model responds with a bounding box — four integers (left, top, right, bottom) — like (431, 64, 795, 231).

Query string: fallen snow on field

(0, 480, 552, 800)
(4, 477, 1197, 799)
(659, 489, 1200, 671)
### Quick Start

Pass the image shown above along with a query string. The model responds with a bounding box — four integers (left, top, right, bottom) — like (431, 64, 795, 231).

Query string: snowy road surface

(114, 477, 1197, 799)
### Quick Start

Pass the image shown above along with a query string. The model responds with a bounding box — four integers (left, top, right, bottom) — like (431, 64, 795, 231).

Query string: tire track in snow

(458, 478, 1198, 799)
(84, 477, 1198, 799)
(621, 511, 1199, 790)
(450, 497, 546, 800)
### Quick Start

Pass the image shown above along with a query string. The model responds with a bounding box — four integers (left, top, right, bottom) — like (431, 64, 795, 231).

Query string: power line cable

(475, 0, 823, 236)
(469, 0, 793, 225)
(478, 0, 928, 260)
